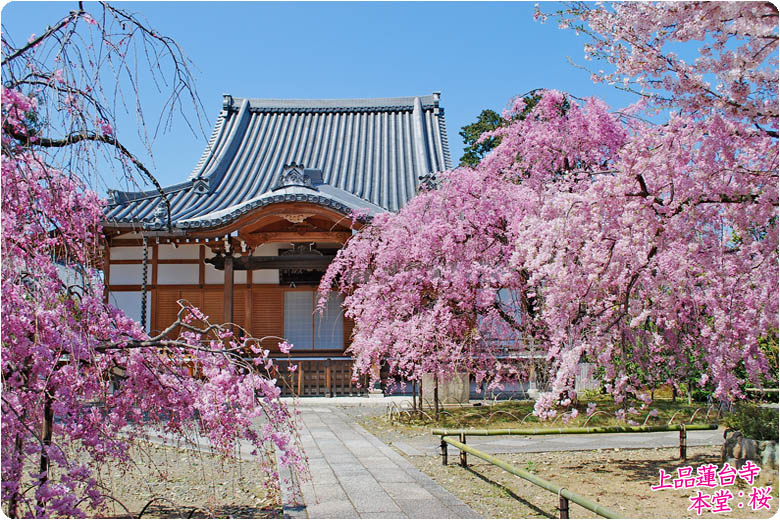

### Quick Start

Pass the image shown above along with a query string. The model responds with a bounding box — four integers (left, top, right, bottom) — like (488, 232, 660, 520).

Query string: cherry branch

(5, 127, 172, 231)
(1, 11, 79, 66)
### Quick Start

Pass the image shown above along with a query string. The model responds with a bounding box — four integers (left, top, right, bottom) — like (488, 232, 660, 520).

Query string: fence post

(326, 358, 333, 398)
(459, 433, 467, 467)
(559, 491, 569, 519)
(680, 424, 687, 460)
(440, 438, 448, 466)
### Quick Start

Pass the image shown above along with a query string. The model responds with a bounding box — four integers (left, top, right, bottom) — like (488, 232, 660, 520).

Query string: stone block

(419, 482, 466, 505)
(305, 500, 360, 519)
(357, 456, 399, 468)
(742, 438, 759, 460)
(393, 441, 425, 456)
(369, 467, 416, 483)
(339, 477, 401, 513)
(448, 504, 481, 518)
(421, 373, 470, 406)
(351, 493, 401, 514)
(722, 429, 778, 470)
(328, 462, 370, 478)
(310, 483, 349, 503)
(381, 482, 436, 500)
(722, 430, 742, 462)
(395, 498, 458, 518)
(322, 451, 359, 464)
(760, 441, 779, 469)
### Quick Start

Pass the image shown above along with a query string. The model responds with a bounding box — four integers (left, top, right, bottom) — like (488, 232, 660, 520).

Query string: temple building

(102, 93, 452, 396)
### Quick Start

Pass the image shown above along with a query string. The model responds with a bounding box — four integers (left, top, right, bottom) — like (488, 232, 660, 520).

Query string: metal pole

(440, 438, 448, 466)
(459, 432, 467, 467)
(680, 424, 687, 460)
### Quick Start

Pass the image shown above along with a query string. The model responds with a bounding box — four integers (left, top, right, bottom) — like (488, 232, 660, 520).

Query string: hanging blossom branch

(2, 5, 305, 518)
(1, 1, 207, 229)
(95, 300, 287, 355)
(3, 125, 173, 231)
(322, 2, 777, 426)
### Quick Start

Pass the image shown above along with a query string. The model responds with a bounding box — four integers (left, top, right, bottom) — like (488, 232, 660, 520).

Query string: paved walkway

(280, 397, 725, 518)
(288, 404, 478, 519)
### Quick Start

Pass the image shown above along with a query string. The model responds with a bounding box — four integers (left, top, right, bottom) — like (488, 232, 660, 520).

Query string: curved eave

(176, 186, 384, 230)
(103, 187, 381, 233)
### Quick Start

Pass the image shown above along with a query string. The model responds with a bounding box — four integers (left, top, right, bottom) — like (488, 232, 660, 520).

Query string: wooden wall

(107, 241, 353, 354)
(154, 285, 281, 348)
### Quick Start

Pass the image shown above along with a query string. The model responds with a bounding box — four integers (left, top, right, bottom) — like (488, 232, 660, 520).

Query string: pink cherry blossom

(321, 2, 777, 419)
(2, 8, 306, 517)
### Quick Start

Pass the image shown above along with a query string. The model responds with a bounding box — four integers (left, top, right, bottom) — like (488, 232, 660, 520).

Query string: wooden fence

(273, 357, 369, 397)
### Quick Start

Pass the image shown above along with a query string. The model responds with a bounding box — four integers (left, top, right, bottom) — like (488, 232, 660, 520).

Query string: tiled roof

(104, 93, 452, 230)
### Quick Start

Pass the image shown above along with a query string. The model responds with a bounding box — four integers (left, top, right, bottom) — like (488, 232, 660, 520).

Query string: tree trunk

(433, 373, 440, 421)
(411, 381, 418, 412)
(37, 394, 54, 510)
(8, 431, 25, 518)
(418, 378, 423, 412)
(672, 385, 677, 403)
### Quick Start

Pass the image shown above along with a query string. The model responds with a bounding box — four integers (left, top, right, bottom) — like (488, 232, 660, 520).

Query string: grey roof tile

(104, 93, 452, 230)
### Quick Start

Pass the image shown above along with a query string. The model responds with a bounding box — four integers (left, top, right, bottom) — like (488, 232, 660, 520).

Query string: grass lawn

(389, 395, 721, 431)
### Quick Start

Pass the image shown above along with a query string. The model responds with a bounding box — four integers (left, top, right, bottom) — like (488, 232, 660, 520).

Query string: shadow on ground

(465, 466, 554, 518)
(127, 503, 282, 519)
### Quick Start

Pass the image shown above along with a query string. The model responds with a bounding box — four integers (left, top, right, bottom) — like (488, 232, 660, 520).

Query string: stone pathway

(287, 405, 478, 519)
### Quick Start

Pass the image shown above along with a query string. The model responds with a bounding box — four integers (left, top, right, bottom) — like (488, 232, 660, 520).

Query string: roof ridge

(228, 94, 440, 111)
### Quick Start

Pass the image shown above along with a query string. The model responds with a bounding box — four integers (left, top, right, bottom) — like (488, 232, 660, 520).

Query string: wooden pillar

(245, 269, 253, 336)
(559, 495, 570, 519)
(459, 432, 467, 467)
(224, 254, 234, 325)
(198, 245, 205, 288)
(326, 358, 333, 398)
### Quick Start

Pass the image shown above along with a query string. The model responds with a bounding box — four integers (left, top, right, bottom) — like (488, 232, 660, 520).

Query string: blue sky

(2, 1, 638, 190)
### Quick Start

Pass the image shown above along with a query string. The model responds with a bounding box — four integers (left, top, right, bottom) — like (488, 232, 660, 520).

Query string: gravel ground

(81, 441, 281, 518)
(409, 447, 778, 519)
(361, 418, 778, 519)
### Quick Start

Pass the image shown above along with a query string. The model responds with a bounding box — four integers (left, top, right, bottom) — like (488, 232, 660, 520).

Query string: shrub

(725, 405, 779, 441)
